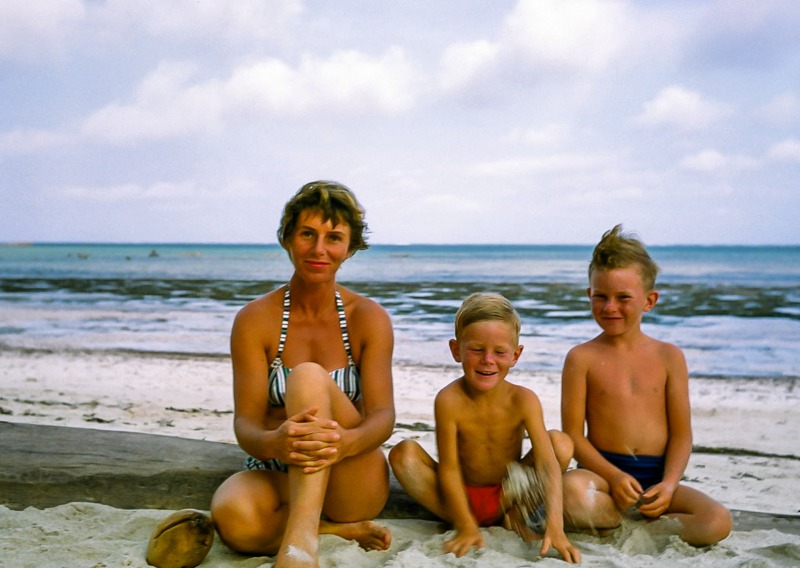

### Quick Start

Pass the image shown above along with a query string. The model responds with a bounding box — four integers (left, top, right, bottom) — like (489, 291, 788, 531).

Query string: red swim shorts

(465, 484, 504, 527)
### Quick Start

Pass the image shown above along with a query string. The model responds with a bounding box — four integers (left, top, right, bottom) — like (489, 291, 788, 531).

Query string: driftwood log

(0, 421, 797, 535)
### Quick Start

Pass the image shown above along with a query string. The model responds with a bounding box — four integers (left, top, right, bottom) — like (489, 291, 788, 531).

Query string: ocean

(1, 243, 798, 379)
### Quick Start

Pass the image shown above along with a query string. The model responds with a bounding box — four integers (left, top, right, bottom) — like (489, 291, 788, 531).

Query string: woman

(211, 181, 395, 567)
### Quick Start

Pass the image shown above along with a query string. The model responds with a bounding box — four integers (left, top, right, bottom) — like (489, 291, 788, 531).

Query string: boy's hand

(609, 471, 643, 510)
(541, 529, 582, 564)
(637, 481, 677, 518)
(443, 526, 485, 557)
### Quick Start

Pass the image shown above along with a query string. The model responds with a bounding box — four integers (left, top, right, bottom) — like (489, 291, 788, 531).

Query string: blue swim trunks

(599, 451, 665, 490)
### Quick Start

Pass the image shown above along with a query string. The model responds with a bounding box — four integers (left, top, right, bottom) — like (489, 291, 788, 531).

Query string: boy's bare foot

(320, 519, 392, 551)
(503, 508, 543, 542)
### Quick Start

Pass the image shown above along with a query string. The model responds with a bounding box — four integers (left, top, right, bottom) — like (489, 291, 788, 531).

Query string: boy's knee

(548, 430, 574, 468)
(561, 473, 589, 508)
(388, 439, 420, 471)
(703, 506, 733, 544)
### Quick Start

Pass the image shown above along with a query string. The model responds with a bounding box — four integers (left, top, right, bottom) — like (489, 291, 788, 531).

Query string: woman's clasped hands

(278, 406, 346, 473)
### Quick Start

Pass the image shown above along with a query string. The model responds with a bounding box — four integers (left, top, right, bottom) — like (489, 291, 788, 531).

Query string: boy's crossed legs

(562, 468, 732, 546)
(389, 430, 573, 537)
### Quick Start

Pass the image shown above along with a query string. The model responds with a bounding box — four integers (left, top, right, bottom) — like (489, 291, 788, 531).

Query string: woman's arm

(335, 297, 395, 459)
(230, 299, 303, 463)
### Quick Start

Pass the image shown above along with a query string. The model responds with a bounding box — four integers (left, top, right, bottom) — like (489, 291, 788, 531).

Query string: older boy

(390, 293, 580, 563)
(561, 225, 732, 546)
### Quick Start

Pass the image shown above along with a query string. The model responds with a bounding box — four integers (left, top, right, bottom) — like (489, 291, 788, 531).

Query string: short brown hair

(589, 224, 659, 290)
(277, 181, 369, 254)
(454, 293, 521, 344)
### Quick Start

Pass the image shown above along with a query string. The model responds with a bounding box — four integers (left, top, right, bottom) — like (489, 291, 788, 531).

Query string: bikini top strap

(335, 290, 356, 366)
(272, 285, 290, 368)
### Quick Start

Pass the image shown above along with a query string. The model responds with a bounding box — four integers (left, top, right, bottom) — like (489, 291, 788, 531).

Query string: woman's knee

(286, 362, 329, 390)
(210, 473, 282, 553)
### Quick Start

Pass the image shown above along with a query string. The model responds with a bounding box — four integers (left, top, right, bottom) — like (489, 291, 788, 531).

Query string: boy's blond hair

(454, 293, 521, 344)
(589, 224, 660, 291)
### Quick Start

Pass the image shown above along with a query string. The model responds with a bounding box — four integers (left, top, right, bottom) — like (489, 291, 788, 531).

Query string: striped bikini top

(267, 286, 362, 407)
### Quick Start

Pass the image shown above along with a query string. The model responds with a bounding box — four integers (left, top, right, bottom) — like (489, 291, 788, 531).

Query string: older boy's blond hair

(454, 293, 521, 344)
(589, 224, 660, 291)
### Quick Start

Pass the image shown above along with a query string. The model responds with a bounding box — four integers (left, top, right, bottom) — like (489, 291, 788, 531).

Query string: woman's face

(287, 209, 352, 281)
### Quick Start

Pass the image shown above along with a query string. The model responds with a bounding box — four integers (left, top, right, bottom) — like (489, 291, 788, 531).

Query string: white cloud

(0, 128, 69, 153)
(92, 0, 301, 45)
(681, 149, 726, 171)
(502, 0, 630, 73)
(290, 48, 417, 113)
(768, 138, 800, 162)
(436, 0, 636, 95)
(420, 193, 481, 213)
(572, 185, 645, 202)
(81, 62, 224, 143)
(757, 93, 800, 124)
(61, 181, 199, 202)
(0, 0, 84, 61)
(226, 48, 419, 116)
(504, 123, 571, 148)
(469, 152, 614, 178)
(680, 149, 760, 171)
(635, 85, 734, 131)
(81, 48, 418, 144)
(439, 40, 499, 92)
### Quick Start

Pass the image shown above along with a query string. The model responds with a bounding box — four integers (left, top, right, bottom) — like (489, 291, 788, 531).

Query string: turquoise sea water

(1, 243, 798, 379)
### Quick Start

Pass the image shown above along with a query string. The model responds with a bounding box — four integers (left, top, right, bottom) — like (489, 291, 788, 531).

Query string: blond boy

(561, 225, 732, 546)
(390, 293, 580, 563)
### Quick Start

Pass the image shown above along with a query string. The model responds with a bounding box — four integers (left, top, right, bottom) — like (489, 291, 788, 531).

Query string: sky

(1, 0, 799, 246)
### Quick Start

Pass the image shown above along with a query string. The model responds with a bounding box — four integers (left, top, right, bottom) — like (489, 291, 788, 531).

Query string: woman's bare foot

(321, 519, 392, 551)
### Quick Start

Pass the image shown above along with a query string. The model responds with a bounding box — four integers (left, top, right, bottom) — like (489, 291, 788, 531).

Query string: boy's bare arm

(523, 389, 564, 524)
(639, 344, 692, 515)
(662, 343, 692, 485)
(434, 391, 483, 554)
(522, 389, 581, 563)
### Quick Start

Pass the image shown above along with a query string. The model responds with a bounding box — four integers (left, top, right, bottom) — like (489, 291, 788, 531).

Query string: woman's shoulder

(339, 286, 389, 319)
(235, 286, 285, 324)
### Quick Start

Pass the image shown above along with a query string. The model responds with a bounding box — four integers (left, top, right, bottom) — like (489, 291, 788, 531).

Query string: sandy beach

(2, 347, 800, 566)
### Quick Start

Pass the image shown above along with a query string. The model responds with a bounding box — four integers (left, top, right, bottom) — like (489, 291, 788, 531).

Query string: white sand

(2, 348, 800, 566)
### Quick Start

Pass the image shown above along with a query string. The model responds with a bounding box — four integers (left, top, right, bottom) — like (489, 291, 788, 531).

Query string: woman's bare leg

(277, 362, 391, 567)
(211, 470, 288, 554)
(213, 363, 391, 564)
